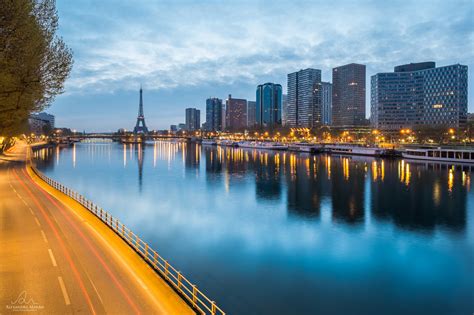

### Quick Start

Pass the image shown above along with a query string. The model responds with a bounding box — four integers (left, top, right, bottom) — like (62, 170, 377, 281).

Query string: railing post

(192, 285, 197, 308)
(121, 224, 125, 236)
(135, 235, 139, 251)
(178, 272, 182, 292)
(100, 208, 103, 220)
(165, 260, 169, 280)
(211, 301, 216, 315)
(145, 243, 149, 259)
(153, 252, 158, 267)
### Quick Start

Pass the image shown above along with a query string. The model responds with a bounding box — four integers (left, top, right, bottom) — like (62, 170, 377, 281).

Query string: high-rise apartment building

(247, 101, 256, 127)
(225, 95, 247, 131)
(205, 97, 223, 131)
(371, 62, 468, 130)
(281, 94, 288, 126)
(287, 68, 322, 128)
(256, 83, 282, 128)
(185, 108, 200, 131)
(321, 82, 332, 125)
(332, 63, 366, 126)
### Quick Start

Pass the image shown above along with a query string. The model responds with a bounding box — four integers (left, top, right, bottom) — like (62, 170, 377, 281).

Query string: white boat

(402, 147, 474, 164)
(325, 144, 386, 156)
(238, 141, 288, 150)
(201, 139, 217, 145)
(288, 142, 323, 153)
(218, 140, 238, 147)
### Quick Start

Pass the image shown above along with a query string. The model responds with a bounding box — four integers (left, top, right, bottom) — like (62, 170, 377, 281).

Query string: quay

(1, 142, 223, 314)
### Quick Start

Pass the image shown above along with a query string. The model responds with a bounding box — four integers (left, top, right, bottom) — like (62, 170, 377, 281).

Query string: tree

(0, 0, 73, 136)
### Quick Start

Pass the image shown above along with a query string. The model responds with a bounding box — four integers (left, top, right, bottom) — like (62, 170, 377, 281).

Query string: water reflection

(33, 141, 471, 233)
(33, 141, 474, 315)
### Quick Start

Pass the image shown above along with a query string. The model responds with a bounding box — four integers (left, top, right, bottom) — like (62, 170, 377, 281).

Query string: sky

(50, 0, 474, 132)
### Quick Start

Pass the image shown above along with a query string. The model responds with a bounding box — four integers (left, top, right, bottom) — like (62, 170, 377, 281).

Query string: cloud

(53, 0, 474, 129)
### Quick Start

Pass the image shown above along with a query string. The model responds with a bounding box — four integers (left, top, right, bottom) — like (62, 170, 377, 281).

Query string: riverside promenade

(0, 142, 194, 314)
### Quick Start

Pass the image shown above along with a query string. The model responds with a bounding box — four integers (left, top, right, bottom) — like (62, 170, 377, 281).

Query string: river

(34, 141, 474, 315)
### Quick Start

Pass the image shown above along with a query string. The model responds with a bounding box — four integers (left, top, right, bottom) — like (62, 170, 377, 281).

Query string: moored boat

(238, 141, 288, 150)
(325, 144, 386, 156)
(401, 147, 474, 164)
(288, 142, 323, 153)
(201, 139, 217, 145)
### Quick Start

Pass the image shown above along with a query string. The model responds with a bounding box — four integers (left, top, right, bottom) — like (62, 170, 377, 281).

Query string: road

(0, 143, 194, 314)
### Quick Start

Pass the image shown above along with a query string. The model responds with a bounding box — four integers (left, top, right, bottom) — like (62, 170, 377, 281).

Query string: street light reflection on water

(34, 141, 474, 315)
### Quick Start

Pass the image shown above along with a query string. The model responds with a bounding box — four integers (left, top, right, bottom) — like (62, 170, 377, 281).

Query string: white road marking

(40, 230, 48, 243)
(48, 248, 57, 267)
(34, 217, 41, 227)
(58, 276, 71, 305)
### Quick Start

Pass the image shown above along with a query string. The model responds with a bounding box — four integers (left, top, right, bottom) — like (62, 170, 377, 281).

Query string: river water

(34, 141, 474, 315)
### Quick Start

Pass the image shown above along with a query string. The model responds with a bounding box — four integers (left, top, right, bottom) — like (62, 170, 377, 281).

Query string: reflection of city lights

(381, 160, 385, 181)
(343, 158, 349, 180)
(448, 168, 454, 192)
(326, 156, 331, 180)
(433, 181, 441, 206)
(372, 161, 377, 181)
(154, 142, 157, 167)
(56, 146, 60, 165)
(123, 144, 127, 167)
(72, 143, 76, 168)
(405, 163, 411, 186)
(461, 171, 470, 191)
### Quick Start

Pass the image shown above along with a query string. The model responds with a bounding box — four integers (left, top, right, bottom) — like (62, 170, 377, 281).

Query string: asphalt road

(0, 143, 194, 315)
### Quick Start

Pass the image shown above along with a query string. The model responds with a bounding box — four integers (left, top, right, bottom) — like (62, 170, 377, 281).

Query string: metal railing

(30, 166, 225, 315)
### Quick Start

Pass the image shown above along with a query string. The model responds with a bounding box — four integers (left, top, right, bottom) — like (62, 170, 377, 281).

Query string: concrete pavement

(0, 143, 195, 314)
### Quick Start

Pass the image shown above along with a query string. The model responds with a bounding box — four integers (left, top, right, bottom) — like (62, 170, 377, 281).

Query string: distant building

(320, 82, 332, 125)
(170, 125, 177, 132)
(256, 83, 282, 128)
(225, 95, 247, 131)
(371, 62, 468, 130)
(185, 108, 200, 131)
(468, 113, 474, 123)
(247, 101, 256, 127)
(221, 103, 226, 131)
(287, 68, 322, 128)
(29, 112, 55, 134)
(178, 123, 186, 131)
(205, 97, 223, 131)
(281, 94, 288, 126)
(332, 63, 366, 127)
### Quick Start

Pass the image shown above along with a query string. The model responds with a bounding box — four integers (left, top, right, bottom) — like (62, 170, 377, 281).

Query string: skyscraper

(225, 95, 247, 131)
(256, 83, 282, 128)
(281, 94, 288, 126)
(371, 62, 468, 130)
(321, 82, 332, 125)
(332, 63, 366, 126)
(287, 68, 322, 128)
(185, 108, 201, 131)
(205, 97, 223, 131)
(247, 101, 256, 127)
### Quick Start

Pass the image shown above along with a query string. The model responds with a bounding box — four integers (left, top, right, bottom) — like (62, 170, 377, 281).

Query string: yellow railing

(30, 166, 225, 315)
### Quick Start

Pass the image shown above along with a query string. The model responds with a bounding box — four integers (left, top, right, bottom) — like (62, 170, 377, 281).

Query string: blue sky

(50, 0, 474, 132)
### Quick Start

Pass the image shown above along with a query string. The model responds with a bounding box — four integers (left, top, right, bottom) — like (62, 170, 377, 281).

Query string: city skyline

(49, 0, 473, 131)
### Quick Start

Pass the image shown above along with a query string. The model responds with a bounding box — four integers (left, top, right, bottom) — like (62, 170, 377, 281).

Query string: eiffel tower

(133, 86, 149, 134)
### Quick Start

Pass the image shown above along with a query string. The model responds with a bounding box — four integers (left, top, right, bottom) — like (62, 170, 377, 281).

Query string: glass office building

(371, 62, 468, 130)
(205, 97, 223, 131)
(287, 69, 322, 128)
(256, 83, 282, 128)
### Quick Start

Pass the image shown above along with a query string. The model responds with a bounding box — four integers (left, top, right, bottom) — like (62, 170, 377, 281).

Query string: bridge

(0, 142, 223, 314)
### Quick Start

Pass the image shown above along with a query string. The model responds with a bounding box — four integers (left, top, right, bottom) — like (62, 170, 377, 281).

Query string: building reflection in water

(371, 160, 468, 232)
(34, 141, 470, 233)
